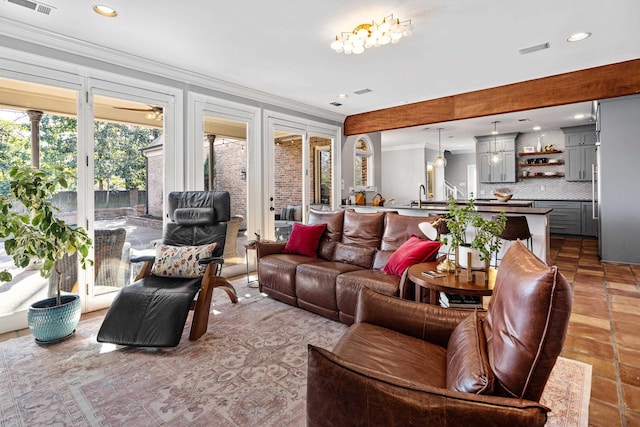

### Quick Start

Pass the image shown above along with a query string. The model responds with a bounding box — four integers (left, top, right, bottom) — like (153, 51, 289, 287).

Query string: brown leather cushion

(333, 322, 447, 389)
(333, 243, 377, 269)
(446, 311, 494, 394)
(309, 210, 345, 260)
(381, 213, 434, 251)
(342, 210, 385, 248)
(483, 241, 572, 401)
(336, 270, 401, 318)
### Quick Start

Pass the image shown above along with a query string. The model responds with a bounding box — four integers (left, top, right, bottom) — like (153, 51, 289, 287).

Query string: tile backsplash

(478, 129, 593, 200)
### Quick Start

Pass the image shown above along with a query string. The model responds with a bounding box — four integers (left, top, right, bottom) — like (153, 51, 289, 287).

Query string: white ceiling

(0, 0, 638, 151)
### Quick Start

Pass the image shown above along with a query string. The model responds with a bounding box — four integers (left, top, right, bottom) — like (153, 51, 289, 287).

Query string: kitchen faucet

(418, 184, 426, 208)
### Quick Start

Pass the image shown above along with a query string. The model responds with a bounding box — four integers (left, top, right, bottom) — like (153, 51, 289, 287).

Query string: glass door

(0, 76, 80, 334)
(202, 114, 249, 277)
(85, 81, 175, 311)
(309, 133, 335, 211)
(91, 94, 164, 299)
(268, 125, 306, 241)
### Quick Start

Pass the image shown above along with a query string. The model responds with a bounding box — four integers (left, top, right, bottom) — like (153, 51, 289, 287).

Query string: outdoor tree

(0, 119, 30, 195)
(1, 112, 159, 205)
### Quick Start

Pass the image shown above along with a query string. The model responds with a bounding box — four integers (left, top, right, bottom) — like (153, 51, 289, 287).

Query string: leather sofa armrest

(355, 287, 473, 348)
(307, 345, 548, 427)
(256, 240, 287, 259)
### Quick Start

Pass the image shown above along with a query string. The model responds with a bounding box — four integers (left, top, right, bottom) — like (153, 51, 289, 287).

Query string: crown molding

(0, 17, 346, 124)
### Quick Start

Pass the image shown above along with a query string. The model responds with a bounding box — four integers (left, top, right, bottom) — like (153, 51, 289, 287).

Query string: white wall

(381, 146, 424, 206)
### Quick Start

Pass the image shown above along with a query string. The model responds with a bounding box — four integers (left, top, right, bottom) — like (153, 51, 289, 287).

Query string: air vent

(518, 42, 549, 55)
(353, 88, 372, 95)
(329, 101, 342, 107)
(5, 0, 57, 15)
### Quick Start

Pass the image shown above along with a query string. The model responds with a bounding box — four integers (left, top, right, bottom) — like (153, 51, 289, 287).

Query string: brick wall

(146, 148, 163, 218)
(210, 140, 247, 228)
(273, 136, 332, 211)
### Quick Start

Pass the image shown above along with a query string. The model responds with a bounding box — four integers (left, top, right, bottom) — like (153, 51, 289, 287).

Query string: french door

(264, 114, 340, 241)
(189, 95, 260, 278)
(0, 72, 81, 334)
(84, 80, 176, 311)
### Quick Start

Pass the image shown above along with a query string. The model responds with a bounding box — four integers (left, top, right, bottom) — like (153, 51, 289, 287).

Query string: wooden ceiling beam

(343, 58, 640, 136)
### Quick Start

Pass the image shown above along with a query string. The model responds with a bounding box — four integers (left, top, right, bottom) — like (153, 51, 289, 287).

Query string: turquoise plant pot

(28, 294, 81, 344)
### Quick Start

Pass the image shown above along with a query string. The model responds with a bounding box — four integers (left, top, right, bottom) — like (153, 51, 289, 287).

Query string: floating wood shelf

(518, 150, 563, 156)
(520, 173, 565, 179)
(519, 161, 564, 167)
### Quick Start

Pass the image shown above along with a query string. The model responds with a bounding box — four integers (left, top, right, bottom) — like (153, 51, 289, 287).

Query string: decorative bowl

(494, 194, 513, 202)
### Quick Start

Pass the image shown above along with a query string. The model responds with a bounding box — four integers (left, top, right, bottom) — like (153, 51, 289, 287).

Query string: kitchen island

(342, 202, 552, 264)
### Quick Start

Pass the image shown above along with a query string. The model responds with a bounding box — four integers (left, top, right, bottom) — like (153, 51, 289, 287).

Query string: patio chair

(97, 191, 238, 347)
(48, 228, 129, 295)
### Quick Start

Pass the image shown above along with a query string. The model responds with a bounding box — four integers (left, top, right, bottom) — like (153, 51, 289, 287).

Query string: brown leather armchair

(307, 240, 572, 426)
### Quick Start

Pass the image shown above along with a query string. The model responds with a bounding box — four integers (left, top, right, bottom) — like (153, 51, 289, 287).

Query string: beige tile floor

(2, 236, 639, 426)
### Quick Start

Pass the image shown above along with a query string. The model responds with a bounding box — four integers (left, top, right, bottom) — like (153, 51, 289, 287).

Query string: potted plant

(0, 165, 92, 344)
(441, 197, 506, 271)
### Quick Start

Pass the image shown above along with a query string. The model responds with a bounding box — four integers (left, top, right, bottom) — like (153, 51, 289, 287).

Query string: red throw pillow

(282, 222, 327, 258)
(383, 235, 441, 276)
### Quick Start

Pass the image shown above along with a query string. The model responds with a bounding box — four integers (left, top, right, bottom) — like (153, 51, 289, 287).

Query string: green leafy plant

(441, 197, 507, 262)
(0, 165, 92, 306)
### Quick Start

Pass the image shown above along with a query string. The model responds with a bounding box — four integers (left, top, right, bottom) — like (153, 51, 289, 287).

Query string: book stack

(439, 292, 483, 309)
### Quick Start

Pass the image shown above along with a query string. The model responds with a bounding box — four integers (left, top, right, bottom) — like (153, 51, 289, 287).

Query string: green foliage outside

(0, 166, 93, 304)
(0, 114, 160, 197)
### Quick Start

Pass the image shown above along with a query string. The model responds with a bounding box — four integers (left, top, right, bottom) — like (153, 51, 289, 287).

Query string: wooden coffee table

(407, 262, 496, 306)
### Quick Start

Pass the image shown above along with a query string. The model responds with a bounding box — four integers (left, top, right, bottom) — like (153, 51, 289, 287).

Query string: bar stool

(492, 215, 532, 266)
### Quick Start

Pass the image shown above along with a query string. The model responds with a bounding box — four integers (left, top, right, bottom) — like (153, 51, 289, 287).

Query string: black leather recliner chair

(97, 191, 238, 347)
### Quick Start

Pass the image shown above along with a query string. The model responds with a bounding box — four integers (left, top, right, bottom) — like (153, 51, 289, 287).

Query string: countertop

(341, 204, 552, 215)
(408, 199, 535, 208)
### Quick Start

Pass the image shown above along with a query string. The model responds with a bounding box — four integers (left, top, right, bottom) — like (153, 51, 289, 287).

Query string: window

(354, 137, 374, 190)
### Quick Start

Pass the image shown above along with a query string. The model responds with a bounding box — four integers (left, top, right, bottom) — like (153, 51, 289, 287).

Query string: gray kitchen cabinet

(476, 133, 517, 183)
(534, 200, 582, 235)
(563, 125, 596, 182)
(478, 151, 515, 183)
(581, 201, 598, 237)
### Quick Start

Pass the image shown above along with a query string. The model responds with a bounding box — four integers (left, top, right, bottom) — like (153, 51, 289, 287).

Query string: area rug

(0, 288, 590, 426)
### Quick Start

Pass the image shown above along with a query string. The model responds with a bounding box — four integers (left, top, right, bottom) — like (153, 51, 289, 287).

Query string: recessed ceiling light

(574, 113, 585, 119)
(93, 5, 117, 17)
(532, 125, 541, 131)
(336, 94, 348, 99)
(567, 32, 591, 42)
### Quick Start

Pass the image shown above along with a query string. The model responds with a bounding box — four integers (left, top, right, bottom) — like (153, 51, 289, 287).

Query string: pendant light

(434, 128, 447, 168)
(489, 121, 502, 165)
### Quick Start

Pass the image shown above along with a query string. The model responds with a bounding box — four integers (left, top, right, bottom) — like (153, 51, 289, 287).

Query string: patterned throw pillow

(151, 243, 218, 278)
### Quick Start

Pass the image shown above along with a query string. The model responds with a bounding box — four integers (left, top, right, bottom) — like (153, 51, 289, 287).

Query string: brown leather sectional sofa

(256, 209, 439, 324)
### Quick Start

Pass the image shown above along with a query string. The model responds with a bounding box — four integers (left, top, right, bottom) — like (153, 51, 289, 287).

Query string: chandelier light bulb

(330, 36, 343, 51)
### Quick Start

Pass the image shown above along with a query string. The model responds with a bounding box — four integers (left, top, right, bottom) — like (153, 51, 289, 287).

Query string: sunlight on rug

(0, 287, 591, 426)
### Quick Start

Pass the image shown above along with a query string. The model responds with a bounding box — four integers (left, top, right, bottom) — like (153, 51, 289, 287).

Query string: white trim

(0, 17, 346, 123)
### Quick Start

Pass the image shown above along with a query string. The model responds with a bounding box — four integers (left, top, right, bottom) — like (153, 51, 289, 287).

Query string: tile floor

(1, 235, 639, 426)
(548, 236, 640, 426)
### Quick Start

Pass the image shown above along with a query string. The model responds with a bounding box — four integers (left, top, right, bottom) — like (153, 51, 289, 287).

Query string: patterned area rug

(0, 288, 590, 426)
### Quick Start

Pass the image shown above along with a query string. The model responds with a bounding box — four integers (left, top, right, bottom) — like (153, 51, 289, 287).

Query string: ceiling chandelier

(489, 121, 502, 164)
(434, 128, 447, 168)
(330, 14, 413, 55)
